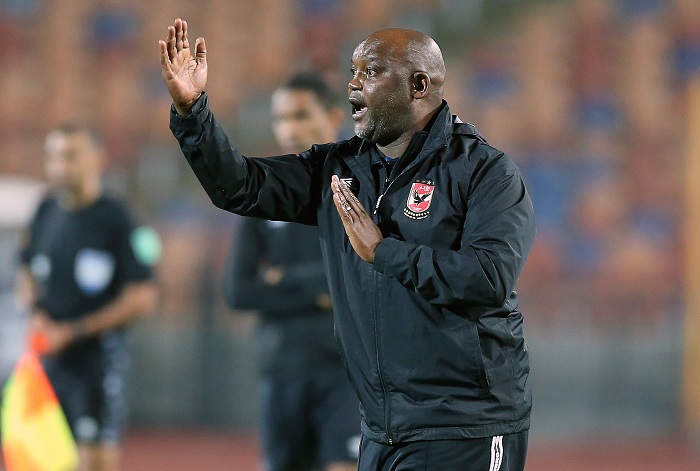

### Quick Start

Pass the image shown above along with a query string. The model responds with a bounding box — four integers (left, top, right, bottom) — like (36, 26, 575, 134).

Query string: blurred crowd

(1, 0, 699, 344)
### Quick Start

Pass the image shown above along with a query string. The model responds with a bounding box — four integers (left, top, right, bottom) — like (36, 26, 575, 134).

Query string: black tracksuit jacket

(171, 93, 536, 444)
(221, 218, 343, 379)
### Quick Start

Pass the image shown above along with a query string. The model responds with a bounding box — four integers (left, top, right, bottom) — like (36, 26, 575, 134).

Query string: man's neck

(378, 103, 442, 159)
(378, 134, 413, 159)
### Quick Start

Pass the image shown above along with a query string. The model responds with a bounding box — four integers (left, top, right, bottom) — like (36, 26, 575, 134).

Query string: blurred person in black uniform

(16, 124, 159, 471)
(222, 73, 361, 471)
(160, 20, 535, 471)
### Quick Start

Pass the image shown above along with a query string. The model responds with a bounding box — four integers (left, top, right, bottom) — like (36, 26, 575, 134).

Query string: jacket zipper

(371, 148, 443, 443)
(374, 145, 433, 214)
(370, 171, 393, 444)
(373, 269, 393, 444)
(374, 171, 395, 215)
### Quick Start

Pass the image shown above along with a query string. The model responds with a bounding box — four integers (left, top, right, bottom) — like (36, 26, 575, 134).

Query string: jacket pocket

(478, 319, 516, 392)
(465, 321, 490, 393)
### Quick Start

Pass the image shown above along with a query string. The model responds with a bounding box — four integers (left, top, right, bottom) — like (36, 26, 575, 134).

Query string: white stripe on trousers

(489, 435, 504, 471)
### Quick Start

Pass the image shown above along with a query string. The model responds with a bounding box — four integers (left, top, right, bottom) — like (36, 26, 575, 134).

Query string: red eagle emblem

(406, 183, 434, 213)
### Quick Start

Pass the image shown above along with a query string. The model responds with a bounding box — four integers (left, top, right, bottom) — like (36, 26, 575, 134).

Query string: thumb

(195, 37, 207, 65)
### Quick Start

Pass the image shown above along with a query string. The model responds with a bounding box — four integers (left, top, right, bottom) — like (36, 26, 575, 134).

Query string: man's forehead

(273, 89, 323, 111)
(352, 38, 401, 64)
(273, 88, 311, 103)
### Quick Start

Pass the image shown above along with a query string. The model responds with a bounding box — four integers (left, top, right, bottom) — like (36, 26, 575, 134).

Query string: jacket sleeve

(170, 93, 325, 225)
(221, 218, 324, 314)
(372, 156, 535, 309)
(278, 260, 328, 294)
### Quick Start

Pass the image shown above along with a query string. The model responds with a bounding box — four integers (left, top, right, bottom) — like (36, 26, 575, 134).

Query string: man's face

(44, 131, 102, 193)
(348, 38, 414, 146)
(271, 89, 337, 154)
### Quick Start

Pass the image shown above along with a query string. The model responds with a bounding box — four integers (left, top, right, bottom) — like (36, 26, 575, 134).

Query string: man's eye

(366, 68, 375, 77)
(350, 67, 356, 76)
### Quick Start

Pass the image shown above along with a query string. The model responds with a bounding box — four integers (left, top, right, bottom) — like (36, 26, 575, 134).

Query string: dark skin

(348, 28, 446, 157)
(334, 29, 445, 262)
(159, 21, 446, 263)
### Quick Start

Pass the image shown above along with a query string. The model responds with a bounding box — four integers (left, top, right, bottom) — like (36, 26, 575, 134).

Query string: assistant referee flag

(1, 342, 78, 471)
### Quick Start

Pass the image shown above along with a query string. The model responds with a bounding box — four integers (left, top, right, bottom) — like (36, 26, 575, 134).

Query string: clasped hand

(331, 175, 384, 263)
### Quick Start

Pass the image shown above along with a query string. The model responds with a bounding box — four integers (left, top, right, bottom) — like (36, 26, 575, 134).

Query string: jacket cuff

(169, 92, 209, 125)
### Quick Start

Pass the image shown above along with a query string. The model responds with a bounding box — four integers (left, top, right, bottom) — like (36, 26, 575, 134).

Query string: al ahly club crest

(404, 181, 435, 220)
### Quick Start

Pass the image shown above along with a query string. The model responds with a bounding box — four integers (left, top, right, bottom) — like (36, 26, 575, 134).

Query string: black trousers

(358, 430, 528, 471)
(258, 370, 360, 471)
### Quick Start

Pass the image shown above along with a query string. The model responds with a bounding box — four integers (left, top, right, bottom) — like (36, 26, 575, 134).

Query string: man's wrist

(173, 93, 203, 116)
(173, 103, 194, 116)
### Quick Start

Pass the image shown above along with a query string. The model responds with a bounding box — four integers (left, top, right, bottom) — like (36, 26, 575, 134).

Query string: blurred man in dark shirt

(222, 73, 360, 471)
(17, 124, 159, 471)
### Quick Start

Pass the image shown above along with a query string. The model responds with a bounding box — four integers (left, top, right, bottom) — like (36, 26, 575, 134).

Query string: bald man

(160, 20, 536, 471)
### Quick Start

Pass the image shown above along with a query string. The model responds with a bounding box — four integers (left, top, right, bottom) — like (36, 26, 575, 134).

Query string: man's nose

(348, 75, 361, 91)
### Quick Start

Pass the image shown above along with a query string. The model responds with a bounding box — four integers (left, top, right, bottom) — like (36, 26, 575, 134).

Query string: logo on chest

(404, 181, 435, 220)
(75, 248, 115, 296)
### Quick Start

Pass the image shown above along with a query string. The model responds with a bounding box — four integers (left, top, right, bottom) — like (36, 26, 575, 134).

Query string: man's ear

(411, 72, 431, 99)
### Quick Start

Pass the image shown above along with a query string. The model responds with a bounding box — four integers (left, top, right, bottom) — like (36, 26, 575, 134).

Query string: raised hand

(331, 175, 384, 263)
(159, 18, 207, 115)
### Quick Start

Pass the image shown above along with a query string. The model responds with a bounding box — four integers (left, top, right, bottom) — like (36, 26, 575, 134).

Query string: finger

(331, 175, 341, 193)
(331, 175, 348, 198)
(331, 177, 352, 213)
(159, 40, 173, 75)
(182, 19, 190, 49)
(332, 174, 354, 204)
(337, 192, 352, 214)
(175, 18, 184, 51)
(340, 177, 362, 209)
(334, 175, 362, 214)
(167, 25, 177, 61)
(330, 180, 351, 216)
(334, 193, 354, 223)
(194, 37, 207, 66)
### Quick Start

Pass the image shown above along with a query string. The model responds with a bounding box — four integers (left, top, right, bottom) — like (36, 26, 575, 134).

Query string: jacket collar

(342, 100, 489, 165)
(429, 100, 489, 147)
(428, 100, 453, 149)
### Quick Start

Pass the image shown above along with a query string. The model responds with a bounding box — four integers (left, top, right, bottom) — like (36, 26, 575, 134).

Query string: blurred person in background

(222, 72, 360, 471)
(15, 124, 159, 471)
(161, 19, 534, 471)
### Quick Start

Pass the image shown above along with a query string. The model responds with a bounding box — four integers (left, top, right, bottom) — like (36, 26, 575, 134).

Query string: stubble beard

(355, 103, 410, 146)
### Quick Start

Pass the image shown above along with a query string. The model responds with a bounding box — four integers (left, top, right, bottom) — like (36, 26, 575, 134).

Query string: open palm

(159, 18, 207, 114)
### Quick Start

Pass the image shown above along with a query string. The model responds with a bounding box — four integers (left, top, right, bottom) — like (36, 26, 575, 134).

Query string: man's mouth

(349, 97, 367, 120)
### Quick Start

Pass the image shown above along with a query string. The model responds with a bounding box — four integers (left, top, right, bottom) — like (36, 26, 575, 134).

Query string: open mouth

(349, 97, 367, 120)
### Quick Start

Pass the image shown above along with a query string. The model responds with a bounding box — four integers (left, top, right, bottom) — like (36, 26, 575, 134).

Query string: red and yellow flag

(1, 337, 78, 471)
